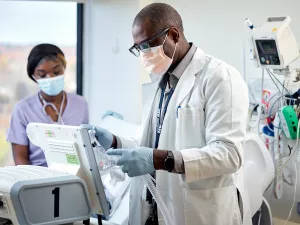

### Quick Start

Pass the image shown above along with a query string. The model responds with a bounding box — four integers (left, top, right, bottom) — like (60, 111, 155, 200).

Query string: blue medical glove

(80, 124, 113, 150)
(106, 147, 155, 177)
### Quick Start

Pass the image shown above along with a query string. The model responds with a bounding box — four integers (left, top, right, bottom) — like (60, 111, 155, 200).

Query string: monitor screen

(256, 40, 278, 54)
(255, 40, 280, 65)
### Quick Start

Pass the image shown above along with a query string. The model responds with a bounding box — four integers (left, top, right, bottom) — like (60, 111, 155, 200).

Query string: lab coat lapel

(140, 89, 159, 147)
(159, 48, 207, 148)
(139, 75, 160, 147)
(171, 47, 207, 110)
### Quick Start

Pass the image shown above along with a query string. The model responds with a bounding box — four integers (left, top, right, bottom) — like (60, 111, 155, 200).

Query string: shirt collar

(159, 43, 197, 88)
(171, 43, 197, 80)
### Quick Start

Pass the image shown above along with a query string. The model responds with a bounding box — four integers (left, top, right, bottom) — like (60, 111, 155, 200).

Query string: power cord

(283, 117, 300, 224)
(267, 69, 283, 93)
(284, 162, 298, 225)
(267, 69, 292, 96)
(265, 118, 300, 194)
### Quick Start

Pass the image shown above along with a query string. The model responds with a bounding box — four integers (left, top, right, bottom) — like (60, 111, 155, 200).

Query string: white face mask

(141, 35, 177, 76)
(36, 75, 65, 96)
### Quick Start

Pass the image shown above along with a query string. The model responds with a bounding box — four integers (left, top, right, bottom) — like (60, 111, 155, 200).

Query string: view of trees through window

(0, 1, 77, 166)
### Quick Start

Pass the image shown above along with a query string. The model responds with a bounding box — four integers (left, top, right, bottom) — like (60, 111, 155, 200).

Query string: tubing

(142, 174, 173, 225)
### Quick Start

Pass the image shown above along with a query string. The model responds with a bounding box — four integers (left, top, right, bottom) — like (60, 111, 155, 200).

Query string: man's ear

(168, 27, 180, 43)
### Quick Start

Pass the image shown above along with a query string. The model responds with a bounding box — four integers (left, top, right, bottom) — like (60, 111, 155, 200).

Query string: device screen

(256, 40, 280, 65)
(257, 40, 278, 54)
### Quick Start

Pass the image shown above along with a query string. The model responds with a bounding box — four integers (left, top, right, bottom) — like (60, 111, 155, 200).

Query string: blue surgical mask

(37, 75, 65, 96)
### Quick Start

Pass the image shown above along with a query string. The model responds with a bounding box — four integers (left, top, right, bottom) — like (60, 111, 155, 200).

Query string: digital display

(256, 40, 278, 54)
(256, 40, 280, 65)
(261, 44, 275, 53)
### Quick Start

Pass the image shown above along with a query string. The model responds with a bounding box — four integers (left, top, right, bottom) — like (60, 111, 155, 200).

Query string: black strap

(83, 219, 90, 225)
(97, 215, 103, 225)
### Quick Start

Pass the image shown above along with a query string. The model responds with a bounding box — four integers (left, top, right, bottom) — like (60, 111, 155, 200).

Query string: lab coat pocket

(184, 185, 242, 225)
(177, 108, 205, 149)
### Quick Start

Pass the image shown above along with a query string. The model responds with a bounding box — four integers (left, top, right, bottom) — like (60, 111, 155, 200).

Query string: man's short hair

(133, 3, 184, 34)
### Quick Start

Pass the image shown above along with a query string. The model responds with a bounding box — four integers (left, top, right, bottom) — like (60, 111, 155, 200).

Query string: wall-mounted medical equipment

(0, 165, 91, 225)
(26, 123, 130, 223)
(246, 16, 300, 224)
(251, 16, 299, 69)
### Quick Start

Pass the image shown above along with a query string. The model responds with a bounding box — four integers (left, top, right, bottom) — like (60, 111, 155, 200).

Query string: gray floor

(274, 218, 300, 225)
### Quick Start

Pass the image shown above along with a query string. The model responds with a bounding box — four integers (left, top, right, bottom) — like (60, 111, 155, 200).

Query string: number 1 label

(52, 187, 60, 218)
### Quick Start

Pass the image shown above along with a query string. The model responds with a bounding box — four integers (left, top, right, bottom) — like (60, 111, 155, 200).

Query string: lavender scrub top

(6, 92, 89, 167)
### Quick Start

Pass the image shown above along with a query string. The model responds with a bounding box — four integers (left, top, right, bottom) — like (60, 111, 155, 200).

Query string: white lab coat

(119, 48, 252, 225)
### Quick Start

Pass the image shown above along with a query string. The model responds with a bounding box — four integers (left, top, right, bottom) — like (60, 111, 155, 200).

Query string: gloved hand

(80, 124, 113, 150)
(106, 147, 155, 177)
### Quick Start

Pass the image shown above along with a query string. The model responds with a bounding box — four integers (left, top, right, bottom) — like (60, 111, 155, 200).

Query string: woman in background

(7, 43, 89, 166)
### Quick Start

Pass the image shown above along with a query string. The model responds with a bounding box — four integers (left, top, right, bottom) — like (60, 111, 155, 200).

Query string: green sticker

(45, 130, 55, 137)
(66, 154, 79, 165)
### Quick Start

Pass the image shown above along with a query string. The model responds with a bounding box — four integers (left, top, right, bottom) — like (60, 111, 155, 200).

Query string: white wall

(84, 0, 148, 125)
(155, 0, 300, 84)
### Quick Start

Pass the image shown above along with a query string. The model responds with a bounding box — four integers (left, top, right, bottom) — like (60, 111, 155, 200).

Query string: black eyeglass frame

(129, 28, 170, 57)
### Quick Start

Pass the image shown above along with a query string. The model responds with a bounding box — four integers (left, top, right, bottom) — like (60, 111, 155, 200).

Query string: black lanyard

(154, 84, 174, 148)
(146, 83, 174, 225)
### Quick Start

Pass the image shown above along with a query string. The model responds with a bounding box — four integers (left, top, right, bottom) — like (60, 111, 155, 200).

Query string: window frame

(76, 3, 84, 95)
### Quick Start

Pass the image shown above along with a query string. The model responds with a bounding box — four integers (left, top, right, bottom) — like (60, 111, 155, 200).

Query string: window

(0, 1, 78, 166)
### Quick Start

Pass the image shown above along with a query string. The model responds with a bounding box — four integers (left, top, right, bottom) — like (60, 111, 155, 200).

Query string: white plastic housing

(252, 16, 299, 69)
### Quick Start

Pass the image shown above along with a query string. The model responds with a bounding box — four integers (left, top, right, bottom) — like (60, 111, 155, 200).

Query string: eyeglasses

(129, 28, 170, 57)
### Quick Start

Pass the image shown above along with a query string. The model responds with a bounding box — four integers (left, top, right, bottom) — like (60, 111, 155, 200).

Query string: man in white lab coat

(89, 3, 251, 225)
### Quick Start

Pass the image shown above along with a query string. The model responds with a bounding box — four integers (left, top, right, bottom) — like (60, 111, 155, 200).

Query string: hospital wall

(83, 0, 152, 126)
(155, 0, 300, 84)
(83, 0, 300, 126)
